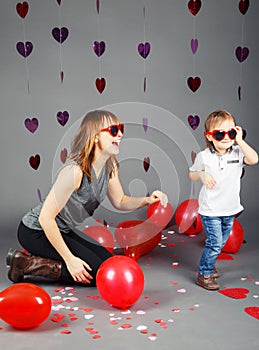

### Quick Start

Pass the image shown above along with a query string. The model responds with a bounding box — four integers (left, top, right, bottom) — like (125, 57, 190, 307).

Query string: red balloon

(96, 255, 144, 309)
(222, 219, 244, 254)
(0, 283, 51, 329)
(175, 199, 203, 235)
(114, 220, 162, 259)
(146, 201, 173, 229)
(83, 225, 114, 253)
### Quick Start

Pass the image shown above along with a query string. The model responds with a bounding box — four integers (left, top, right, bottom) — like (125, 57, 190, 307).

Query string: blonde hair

(204, 110, 236, 148)
(68, 110, 119, 180)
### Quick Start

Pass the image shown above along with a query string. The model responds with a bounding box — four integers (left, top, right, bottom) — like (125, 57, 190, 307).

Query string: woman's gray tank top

(22, 164, 110, 233)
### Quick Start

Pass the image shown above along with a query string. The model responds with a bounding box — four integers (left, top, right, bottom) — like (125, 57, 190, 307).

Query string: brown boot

(196, 274, 220, 290)
(213, 266, 220, 278)
(6, 248, 62, 283)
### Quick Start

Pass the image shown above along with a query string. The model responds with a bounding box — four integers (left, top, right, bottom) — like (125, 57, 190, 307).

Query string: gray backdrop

(1, 0, 258, 232)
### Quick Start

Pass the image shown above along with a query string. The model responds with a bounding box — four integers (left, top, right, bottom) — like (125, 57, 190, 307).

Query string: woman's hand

(66, 256, 93, 284)
(148, 190, 168, 208)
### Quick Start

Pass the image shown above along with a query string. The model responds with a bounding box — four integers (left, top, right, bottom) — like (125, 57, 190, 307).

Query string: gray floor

(0, 217, 259, 350)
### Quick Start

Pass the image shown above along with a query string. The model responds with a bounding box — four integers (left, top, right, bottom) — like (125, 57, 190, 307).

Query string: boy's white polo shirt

(189, 145, 244, 216)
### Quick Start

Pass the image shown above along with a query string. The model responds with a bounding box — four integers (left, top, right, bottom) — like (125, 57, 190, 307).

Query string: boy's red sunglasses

(204, 128, 237, 141)
(100, 124, 124, 137)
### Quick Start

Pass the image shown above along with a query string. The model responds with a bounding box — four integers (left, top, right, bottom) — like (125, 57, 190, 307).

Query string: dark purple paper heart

(60, 148, 68, 163)
(142, 117, 148, 132)
(16, 41, 33, 58)
(57, 111, 69, 126)
(188, 115, 200, 130)
(238, 0, 249, 15)
(24, 117, 39, 133)
(52, 27, 69, 44)
(93, 41, 106, 57)
(191, 151, 197, 164)
(235, 46, 249, 62)
(190, 38, 198, 54)
(143, 157, 150, 172)
(187, 76, 201, 92)
(29, 154, 40, 170)
(138, 42, 151, 59)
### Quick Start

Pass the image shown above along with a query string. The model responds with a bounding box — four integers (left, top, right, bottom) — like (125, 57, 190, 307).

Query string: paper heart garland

(190, 38, 198, 54)
(143, 157, 150, 172)
(238, 0, 249, 15)
(29, 154, 40, 170)
(16, 41, 33, 58)
(188, 0, 202, 16)
(187, 76, 201, 92)
(95, 78, 106, 93)
(24, 117, 39, 133)
(138, 42, 151, 59)
(244, 307, 259, 320)
(218, 288, 249, 299)
(52, 27, 69, 44)
(142, 117, 148, 132)
(93, 41, 106, 57)
(57, 111, 69, 126)
(188, 115, 200, 130)
(16, 2, 29, 19)
(235, 46, 249, 62)
(60, 148, 68, 163)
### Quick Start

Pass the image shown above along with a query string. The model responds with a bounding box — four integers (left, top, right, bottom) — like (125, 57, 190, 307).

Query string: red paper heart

(244, 306, 259, 320)
(95, 78, 106, 93)
(143, 157, 150, 172)
(188, 0, 202, 16)
(29, 154, 40, 170)
(51, 313, 66, 323)
(218, 288, 249, 299)
(187, 76, 201, 92)
(16, 2, 29, 19)
(238, 0, 249, 15)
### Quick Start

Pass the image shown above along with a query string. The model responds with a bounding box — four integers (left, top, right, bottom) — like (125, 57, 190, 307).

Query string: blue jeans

(198, 215, 234, 275)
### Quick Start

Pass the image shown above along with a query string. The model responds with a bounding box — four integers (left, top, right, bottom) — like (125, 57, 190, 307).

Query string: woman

(7, 110, 168, 286)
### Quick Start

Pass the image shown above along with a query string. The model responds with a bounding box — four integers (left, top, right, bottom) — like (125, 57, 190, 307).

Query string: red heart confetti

(188, 0, 202, 16)
(51, 313, 66, 322)
(29, 154, 40, 170)
(95, 78, 106, 93)
(60, 329, 71, 334)
(16, 2, 29, 19)
(218, 288, 250, 299)
(244, 306, 259, 320)
(187, 76, 201, 92)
